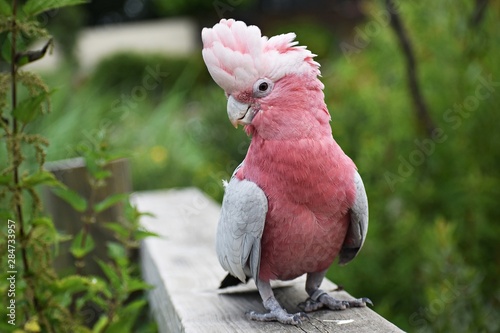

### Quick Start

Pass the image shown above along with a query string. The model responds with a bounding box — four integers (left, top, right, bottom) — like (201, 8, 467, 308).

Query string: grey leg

(246, 278, 309, 325)
(299, 270, 373, 312)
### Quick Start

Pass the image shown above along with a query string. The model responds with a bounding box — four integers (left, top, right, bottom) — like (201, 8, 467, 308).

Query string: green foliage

(0, 12, 61, 331)
(64, 131, 158, 332)
(52, 187, 88, 212)
(12, 90, 52, 123)
(94, 193, 129, 214)
(0, 1, 157, 332)
(0, 0, 11, 16)
(324, 1, 500, 331)
(70, 230, 95, 259)
(88, 52, 212, 105)
(20, 170, 59, 187)
(22, 0, 88, 17)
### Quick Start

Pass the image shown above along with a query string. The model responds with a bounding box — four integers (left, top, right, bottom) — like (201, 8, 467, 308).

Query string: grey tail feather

(219, 273, 249, 289)
(338, 247, 361, 265)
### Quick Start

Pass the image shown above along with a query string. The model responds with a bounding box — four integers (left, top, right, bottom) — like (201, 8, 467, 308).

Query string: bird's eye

(253, 78, 273, 98)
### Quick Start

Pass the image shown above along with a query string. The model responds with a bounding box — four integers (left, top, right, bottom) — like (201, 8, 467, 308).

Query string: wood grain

(134, 188, 404, 333)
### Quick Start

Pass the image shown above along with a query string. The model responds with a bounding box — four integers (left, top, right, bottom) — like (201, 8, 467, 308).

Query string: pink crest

(202, 19, 320, 94)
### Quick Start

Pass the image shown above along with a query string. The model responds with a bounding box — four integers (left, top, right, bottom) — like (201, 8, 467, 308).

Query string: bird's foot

(246, 296, 309, 325)
(299, 289, 373, 312)
(246, 309, 309, 325)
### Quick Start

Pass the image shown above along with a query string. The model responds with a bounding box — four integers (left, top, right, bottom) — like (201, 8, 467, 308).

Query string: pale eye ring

(253, 78, 273, 98)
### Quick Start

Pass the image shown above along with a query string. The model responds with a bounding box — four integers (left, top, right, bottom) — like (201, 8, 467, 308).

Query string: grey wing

(339, 170, 369, 265)
(216, 164, 268, 283)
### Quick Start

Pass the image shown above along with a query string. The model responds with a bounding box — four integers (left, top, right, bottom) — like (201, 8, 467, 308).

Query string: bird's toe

(246, 308, 308, 325)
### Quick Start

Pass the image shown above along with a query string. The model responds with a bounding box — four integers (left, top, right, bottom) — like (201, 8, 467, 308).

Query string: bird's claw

(299, 297, 328, 312)
(299, 294, 373, 312)
(342, 296, 373, 308)
(246, 309, 309, 325)
(360, 297, 374, 307)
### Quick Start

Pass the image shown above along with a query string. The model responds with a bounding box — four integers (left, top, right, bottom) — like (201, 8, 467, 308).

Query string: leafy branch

(50, 132, 158, 332)
(1, 0, 157, 331)
(385, 0, 436, 137)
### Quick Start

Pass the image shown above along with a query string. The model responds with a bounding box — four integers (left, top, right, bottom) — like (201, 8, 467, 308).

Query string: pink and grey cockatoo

(202, 19, 371, 325)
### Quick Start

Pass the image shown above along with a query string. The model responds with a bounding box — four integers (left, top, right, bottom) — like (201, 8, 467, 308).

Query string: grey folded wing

(339, 170, 369, 265)
(216, 171, 268, 283)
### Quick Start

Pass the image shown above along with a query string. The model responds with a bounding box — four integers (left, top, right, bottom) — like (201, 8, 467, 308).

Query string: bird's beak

(227, 95, 253, 128)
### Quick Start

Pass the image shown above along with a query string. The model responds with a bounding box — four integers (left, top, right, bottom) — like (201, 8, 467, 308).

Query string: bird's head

(202, 19, 327, 137)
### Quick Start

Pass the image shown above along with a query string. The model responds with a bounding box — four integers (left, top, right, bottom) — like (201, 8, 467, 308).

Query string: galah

(202, 18, 371, 325)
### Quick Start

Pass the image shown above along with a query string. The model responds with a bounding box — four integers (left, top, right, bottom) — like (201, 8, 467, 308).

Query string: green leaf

(95, 258, 121, 289)
(32, 217, 65, 255)
(70, 230, 95, 259)
(93, 169, 112, 180)
(92, 315, 109, 333)
(31, 217, 58, 245)
(0, 209, 12, 221)
(105, 300, 147, 333)
(126, 279, 153, 294)
(55, 232, 73, 243)
(24, 317, 42, 333)
(94, 193, 128, 213)
(0, 33, 11, 63)
(80, 150, 100, 177)
(107, 242, 126, 258)
(83, 276, 110, 298)
(12, 90, 52, 123)
(107, 241, 127, 267)
(134, 229, 160, 241)
(22, 0, 89, 17)
(57, 275, 91, 294)
(88, 294, 108, 310)
(104, 222, 129, 239)
(0, 174, 11, 186)
(82, 151, 111, 180)
(52, 187, 87, 212)
(21, 170, 61, 187)
(0, 0, 11, 16)
(32, 216, 56, 233)
(124, 201, 154, 221)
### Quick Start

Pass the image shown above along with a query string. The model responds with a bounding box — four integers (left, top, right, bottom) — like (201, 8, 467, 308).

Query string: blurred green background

(22, 0, 500, 331)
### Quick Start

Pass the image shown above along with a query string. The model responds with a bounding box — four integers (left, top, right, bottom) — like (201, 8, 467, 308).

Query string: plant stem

(100, 297, 118, 333)
(75, 179, 96, 275)
(10, 0, 16, 105)
(386, 0, 436, 137)
(10, 0, 30, 281)
(81, 184, 96, 248)
(10, 0, 45, 327)
(470, 0, 489, 27)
